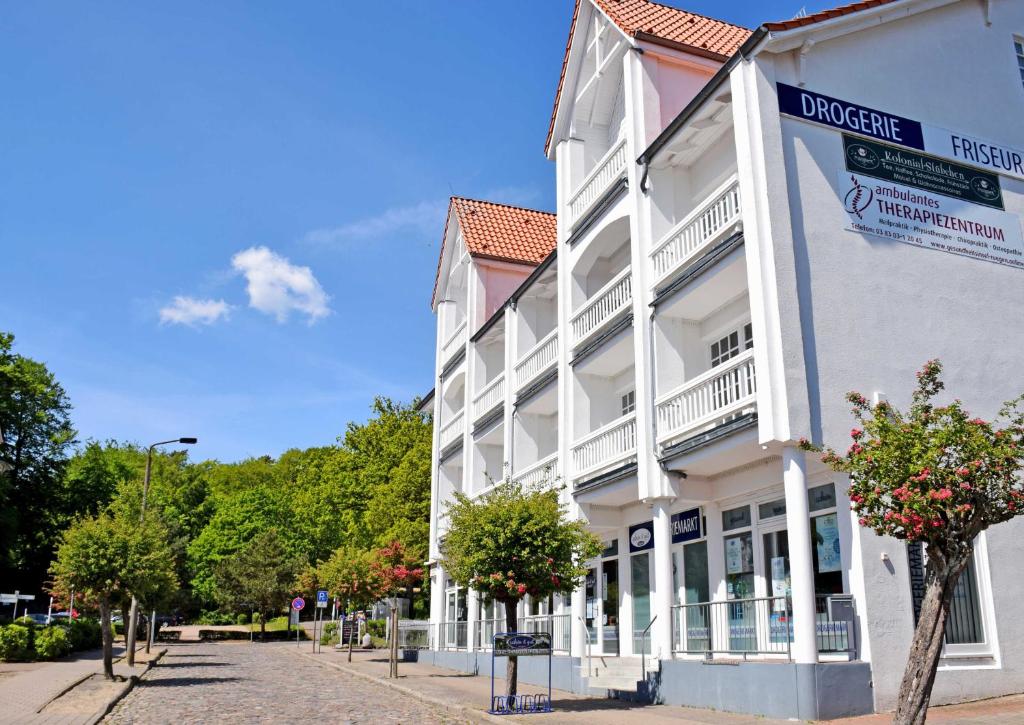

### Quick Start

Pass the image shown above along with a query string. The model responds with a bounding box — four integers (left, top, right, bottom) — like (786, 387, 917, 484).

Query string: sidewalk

(296, 648, 1024, 724)
(0, 644, 158, 725)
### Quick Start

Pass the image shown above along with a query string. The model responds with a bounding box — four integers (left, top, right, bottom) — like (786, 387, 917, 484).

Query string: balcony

(440, 320, 467, 366)
(650, 177, 741, 289)
(512, 452, 559, 488)
(566, 138, 628, 230)
(571, 412, 636, 482)
(472, 374, 505, 424)
(655, 349, 756, 445)
(571, 266, 632, 348)
(514, 330, 558, 391)
(439, 409, 465, 451)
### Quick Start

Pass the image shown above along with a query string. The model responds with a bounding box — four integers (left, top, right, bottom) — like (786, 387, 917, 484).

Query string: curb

(33, 644, 146, 714)
(293, 650, 506, 724)
(86, 647, 168, 725)
(89, 647, 168, 724)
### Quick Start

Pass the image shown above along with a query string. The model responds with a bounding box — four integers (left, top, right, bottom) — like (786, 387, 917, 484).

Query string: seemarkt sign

(778, 83, 1024, 180)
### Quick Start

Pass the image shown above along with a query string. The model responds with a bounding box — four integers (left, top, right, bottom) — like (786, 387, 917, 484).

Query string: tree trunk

(504, 599, 519, 702)
(389, 603, 399, 678)
(260, 611, 266, 642)
(99, 597, 114, 681)
(893, 549, 971, 725)
(348, 611, 354, 662)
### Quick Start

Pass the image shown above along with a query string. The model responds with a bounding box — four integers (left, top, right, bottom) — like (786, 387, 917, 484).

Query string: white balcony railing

(512, 453, 559, 488)
(656, 348, 757, 444)
(571, 413, 636, 481)
(650, 177, 741, 288)
(441, 320, 467, 364)
(571, 266, 631, 346)
(439, 409, 465, 450)
(472, 373, 505, 423)
(567, 138, 628, 229)
(514, 329, 558, 391)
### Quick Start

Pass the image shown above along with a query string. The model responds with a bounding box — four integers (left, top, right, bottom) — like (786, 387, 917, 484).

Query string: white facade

(424, 0, 1024, 717)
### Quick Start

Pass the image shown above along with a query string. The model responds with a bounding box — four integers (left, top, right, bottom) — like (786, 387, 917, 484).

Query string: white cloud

(231, 246, 330, 324)
(304, 200, 447, 247)
(159, 296, 232, 326)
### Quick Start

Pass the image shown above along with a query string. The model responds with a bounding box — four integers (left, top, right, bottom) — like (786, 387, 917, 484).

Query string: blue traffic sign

(291, 597, 305, 611)
(316, 590, 328, 603)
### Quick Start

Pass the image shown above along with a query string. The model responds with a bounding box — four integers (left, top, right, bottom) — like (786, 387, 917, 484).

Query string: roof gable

(431, 197, 557, 308)
(545, 0, 751, 156)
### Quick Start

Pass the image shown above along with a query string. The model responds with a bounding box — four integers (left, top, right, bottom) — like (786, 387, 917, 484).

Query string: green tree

(0, 332, 76, 593)
(802, 361, 1023, 725)
(49, 511, 178, 678)
(212, 528, 302, 640)
(441, 481, 601, 702)
(187, 483, 295, 605)
(319, 546, 381, 660)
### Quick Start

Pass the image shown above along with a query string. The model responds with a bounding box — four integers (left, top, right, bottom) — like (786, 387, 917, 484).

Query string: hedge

(199, 629, 306, 641)
(35, 626, 72, 660)
(0, 625, 33, 661)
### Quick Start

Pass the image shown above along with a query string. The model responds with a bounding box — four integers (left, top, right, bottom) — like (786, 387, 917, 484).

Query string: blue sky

(0, 1, 836, 462)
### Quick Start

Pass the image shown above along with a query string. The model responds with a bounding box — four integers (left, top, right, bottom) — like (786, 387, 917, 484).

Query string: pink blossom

(517, 583, 527, 595)
(960, 482, 972, 490)
(850, 428, 863, 440)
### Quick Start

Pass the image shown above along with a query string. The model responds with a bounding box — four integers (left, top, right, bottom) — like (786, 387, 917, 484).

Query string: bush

(235, 612, 250, 625)
(252, 612, 263, 624)
(0, 625, 33, 661)
(320, 621, 338, 646)
(65, 619, 102, 651)
(196, 610, 235, 626)
(13, 616, 37, 629)
(35, 626, 72, 660)
(366, 619, 386, 639)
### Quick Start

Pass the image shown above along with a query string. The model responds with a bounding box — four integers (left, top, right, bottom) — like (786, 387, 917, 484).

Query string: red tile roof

(432, 197, 557, 306)
(545, 0, 751, 155)
(763, 0, 899, 31)
(451, 197, 557, 265)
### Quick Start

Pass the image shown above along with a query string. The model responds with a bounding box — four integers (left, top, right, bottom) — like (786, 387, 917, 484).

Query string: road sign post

(292, 597, 305, 647)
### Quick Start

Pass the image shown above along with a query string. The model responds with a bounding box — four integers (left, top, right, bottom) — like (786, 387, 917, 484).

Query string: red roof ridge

(763, 0, 899, 31)
(600, 0, 750, 35)
(449, 195, 556, 219)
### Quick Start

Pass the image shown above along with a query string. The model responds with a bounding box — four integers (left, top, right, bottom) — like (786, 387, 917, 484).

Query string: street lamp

(126, 437, 197, 667)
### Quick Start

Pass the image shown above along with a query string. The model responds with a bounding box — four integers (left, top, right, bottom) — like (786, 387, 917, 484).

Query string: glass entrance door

(631, 552, 651, 654)
(675, 541, 710, 652)
(601, 559, 619, 655)
(585, 568, 597, 646)
(762, 529, 791, 648)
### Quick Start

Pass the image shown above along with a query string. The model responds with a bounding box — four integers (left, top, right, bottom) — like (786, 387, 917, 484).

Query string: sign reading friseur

(493, 632, 552, 657)
(778, 82, 1024, 180)
(839, 172, 1024, 269)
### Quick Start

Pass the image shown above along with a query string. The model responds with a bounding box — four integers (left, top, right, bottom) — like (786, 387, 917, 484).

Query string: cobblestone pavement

(104, 641, 468, 724)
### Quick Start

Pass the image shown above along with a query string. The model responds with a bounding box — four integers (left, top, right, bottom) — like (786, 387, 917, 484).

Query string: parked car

(26, 613, 50, 625)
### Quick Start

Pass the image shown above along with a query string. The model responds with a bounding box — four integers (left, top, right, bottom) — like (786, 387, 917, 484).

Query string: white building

(422, 0, 1024, 718)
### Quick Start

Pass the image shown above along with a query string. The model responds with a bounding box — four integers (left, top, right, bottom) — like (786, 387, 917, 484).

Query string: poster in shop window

(725, 536, 752, 575)
(815, 514, 842, 573)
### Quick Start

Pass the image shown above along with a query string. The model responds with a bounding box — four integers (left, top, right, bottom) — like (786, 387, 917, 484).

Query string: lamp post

(126, 437, 197, 668)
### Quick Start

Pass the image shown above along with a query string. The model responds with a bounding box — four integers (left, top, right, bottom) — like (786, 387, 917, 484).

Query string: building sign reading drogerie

(843, 135, 1004, 210)
(779, 82, 1024, 181)
(777, 82, 924, 148)
(839, 171, 1024, 270)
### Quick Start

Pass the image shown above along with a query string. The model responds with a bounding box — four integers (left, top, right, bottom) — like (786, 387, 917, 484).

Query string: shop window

(724, 531, 754, 599)
(1016, 37, 1024, 90)
(808, 483, 836, 511)
(811, 512, 844, 594)
(758, 498, 787, 520)
(620, 390, 635, 416)
(722, 505, 751, 531)
(907, 540, 991, 652)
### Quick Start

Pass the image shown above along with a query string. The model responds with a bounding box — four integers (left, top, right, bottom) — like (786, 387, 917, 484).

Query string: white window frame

(620, 389, 636, 416)
(705, 318, 754, 369)
(938, 532, 1000, 667)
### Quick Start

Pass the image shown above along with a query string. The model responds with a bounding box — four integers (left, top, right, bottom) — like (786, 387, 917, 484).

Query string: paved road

(104, 641, 467, 724)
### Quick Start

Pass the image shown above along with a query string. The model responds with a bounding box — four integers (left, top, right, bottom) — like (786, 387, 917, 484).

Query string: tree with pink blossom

(802, 360, 1023, 725)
